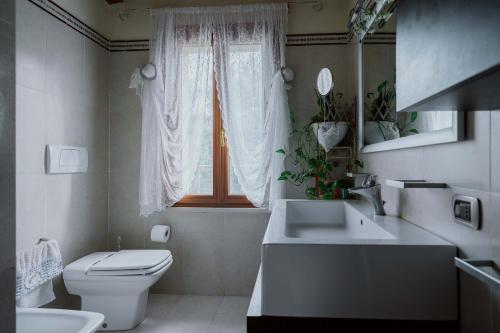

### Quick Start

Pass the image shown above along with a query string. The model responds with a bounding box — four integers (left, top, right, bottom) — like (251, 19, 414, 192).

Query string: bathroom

(2, 0, 500, 332)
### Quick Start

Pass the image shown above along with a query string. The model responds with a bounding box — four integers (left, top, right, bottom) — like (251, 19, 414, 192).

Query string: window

(176, 44, 253, 207)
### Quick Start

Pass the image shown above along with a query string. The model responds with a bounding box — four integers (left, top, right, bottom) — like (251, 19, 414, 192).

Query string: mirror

(358, 12, 462, 153)
(140, 63, 157, 80)
(316, 68, 334, 96)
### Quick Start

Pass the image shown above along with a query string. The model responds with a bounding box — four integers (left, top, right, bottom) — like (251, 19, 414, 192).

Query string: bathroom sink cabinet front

(260, 200, 457, 322)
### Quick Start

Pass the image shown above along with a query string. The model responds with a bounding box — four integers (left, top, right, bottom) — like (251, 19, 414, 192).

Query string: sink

(261, 199, 457, 321)
(285, 200, 394, 239)
(16, 308, 104, 333)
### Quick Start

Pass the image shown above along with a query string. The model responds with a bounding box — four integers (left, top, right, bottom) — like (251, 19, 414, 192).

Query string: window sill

(165, 206, 269, 213)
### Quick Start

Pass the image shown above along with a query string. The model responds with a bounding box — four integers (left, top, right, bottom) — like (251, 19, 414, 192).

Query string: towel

(16, 239, 63, 308)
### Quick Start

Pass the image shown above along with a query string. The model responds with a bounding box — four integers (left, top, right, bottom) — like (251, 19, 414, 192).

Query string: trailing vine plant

(276, 111, 338, 200)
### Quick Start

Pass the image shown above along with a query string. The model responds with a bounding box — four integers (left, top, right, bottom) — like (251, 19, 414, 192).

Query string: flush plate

(45, 145, 88, 174)
(453, 195, 480, 230)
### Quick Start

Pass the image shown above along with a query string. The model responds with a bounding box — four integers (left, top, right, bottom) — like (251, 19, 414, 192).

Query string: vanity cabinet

(396, 0, 500, 112)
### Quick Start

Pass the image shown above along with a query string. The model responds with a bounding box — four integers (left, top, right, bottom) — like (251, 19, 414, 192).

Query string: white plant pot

(311, 121, 349, 152)
(364, 121, 400, 145)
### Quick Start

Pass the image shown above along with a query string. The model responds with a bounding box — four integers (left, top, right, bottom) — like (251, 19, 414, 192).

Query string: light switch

(453, 195, 479, 230)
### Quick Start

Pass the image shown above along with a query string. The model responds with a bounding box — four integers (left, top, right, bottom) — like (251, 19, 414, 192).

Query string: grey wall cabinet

(396, 0, 500, 112)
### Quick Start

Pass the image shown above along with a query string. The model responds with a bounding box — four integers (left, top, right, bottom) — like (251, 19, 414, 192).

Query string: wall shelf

(386, 180, 447, 189)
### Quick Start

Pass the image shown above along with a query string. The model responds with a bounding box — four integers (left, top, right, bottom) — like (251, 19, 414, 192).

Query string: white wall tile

(45, 15, 85, 112)
(109, 51, 148, 114)
(16, 86, 46, 175)
(491, 193, 500, 267)
(363, 147, 424, 180)
(83, 40, 109, 110)
(15, 0, 46, 92)
(16, 1, 110, 306)
(16, 174, 46, 251)
(423, 187, 491, 257)
(422, 111, 491, 191)
(110, 110, 141, 147)
(491, 111, 500, 193)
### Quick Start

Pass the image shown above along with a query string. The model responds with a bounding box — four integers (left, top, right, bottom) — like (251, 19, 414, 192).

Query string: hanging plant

(276, 111, 338, 200)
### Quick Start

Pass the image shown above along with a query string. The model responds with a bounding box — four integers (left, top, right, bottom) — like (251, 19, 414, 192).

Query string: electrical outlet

(453, 195, 480, 230)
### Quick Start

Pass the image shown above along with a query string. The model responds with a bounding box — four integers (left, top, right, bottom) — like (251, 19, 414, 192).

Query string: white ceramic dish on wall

(311, 121, 349, 151)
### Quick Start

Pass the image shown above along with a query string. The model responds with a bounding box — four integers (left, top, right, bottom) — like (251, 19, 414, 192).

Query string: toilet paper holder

(151, 225, 170, 244)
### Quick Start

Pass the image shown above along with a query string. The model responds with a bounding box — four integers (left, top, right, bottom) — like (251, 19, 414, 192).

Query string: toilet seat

(90, 250, 171, 271)
(87, 250, 172, 276)
(87, 256, 172, 276)
(63, 250, 173, 280)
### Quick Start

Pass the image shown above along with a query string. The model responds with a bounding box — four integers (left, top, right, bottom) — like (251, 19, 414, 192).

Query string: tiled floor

(113, 295, 249, 333)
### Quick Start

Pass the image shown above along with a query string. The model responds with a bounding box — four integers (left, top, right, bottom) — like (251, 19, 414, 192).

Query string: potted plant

(276, 111, 339, 200)
(311, 90, 349, 152)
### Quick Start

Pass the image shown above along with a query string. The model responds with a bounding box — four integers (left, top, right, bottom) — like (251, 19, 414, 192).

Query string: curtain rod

(118, 1, 323, 21)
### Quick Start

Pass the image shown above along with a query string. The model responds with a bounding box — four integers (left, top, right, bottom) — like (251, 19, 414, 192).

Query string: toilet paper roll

(151, 225, 170, 243)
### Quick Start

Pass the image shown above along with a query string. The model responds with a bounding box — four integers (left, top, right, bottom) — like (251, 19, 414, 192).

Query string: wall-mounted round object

(316, 68, 334, 96)
(140, 63, 157, 81)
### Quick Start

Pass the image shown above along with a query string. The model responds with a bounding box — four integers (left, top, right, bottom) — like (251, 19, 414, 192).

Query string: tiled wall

(362, 111, 500, 332)
(0, 0, 15, 329)
(15, 0, 109, 308)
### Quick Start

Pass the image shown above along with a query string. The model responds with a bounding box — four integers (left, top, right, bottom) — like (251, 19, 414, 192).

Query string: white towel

(16, 239, 63, 308)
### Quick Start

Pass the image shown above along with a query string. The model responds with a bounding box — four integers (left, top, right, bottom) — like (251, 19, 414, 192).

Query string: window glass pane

(227, 44, 262, 197)
(181, 45, 213, 195)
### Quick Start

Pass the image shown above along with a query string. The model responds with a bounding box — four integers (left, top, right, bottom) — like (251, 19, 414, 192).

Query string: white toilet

(63, 250, 172, 331)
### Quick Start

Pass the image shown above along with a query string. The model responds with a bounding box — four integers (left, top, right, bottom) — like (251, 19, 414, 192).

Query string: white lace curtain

(138, 4, 289, 216)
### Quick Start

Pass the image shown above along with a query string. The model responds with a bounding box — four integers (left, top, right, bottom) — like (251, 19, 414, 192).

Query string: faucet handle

(362, 174, 377, 188)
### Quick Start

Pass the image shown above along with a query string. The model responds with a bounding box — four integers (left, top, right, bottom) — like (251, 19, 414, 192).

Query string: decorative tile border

(109, 40, 150, 52)
(28, 0, 109, 50)
(362, 32, 396, 44)
(286, 33, 349, 46)
(27, 0, 393, 51)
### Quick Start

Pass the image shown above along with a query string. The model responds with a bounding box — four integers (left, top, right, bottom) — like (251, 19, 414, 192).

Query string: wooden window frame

(175, 73, 254, 208)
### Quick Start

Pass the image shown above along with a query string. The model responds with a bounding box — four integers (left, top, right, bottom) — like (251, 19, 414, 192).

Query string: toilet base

(81, 291, 149, 331)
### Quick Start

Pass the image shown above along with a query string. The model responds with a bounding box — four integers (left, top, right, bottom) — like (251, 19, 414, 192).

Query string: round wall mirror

(140, 63, 157, 80)
(316, 68, 334, 96)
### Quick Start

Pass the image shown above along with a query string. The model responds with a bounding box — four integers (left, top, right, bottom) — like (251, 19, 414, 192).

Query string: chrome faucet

(348, 174, 386, 216)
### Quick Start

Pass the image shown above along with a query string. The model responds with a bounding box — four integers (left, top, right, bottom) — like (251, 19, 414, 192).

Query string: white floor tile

(120, 295, 249, 333)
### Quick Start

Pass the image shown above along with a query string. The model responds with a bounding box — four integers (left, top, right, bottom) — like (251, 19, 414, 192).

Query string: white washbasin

(285, 200, 394, 239)
(261, 199, 457, 321)
(16, 308, 104, 333)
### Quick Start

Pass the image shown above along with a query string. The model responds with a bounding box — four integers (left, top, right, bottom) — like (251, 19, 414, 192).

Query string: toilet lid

(89, 250, 172, 271)
(87, 257, 173, 276)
